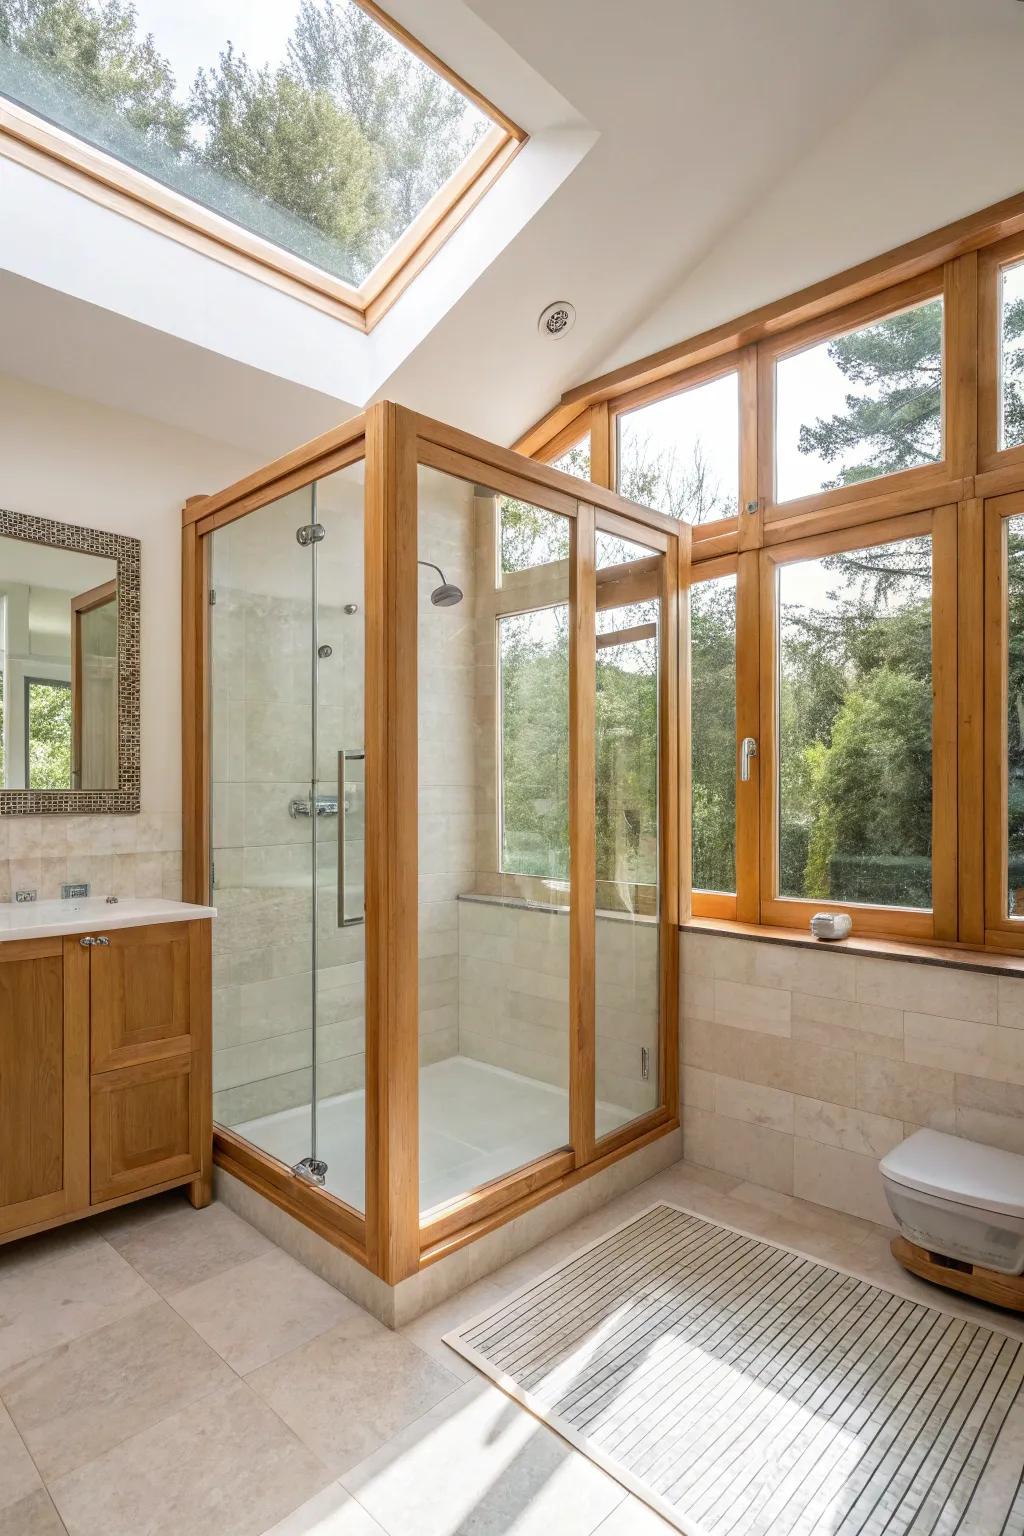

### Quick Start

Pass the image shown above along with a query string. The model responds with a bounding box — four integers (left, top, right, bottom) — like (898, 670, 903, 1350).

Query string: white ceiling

(2, 0, 1024, 457)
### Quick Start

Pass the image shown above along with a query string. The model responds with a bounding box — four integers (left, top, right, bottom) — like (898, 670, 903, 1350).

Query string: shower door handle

(337, 748, 366, 928)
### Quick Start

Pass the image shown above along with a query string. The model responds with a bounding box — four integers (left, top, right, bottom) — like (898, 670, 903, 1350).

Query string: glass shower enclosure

(183, 404, 684, 1285)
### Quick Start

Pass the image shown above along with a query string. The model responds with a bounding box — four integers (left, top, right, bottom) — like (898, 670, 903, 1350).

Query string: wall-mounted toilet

(880, 1129, 1024, 1278)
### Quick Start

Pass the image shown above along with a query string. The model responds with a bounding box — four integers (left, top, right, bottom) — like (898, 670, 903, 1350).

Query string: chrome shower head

(418, 560, 463, 607)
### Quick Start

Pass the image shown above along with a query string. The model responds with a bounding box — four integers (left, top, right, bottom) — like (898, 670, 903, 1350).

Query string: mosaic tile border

(0, 507, 140, 815)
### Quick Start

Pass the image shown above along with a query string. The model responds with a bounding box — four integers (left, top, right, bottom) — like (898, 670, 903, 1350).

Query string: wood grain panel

(91, 1054, 196, 1203)
(89, 922, 192, 1072)
(0, 948, 64, 1212)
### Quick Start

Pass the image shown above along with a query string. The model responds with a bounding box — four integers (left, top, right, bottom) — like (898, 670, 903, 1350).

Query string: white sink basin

(0, 896, 216, 942)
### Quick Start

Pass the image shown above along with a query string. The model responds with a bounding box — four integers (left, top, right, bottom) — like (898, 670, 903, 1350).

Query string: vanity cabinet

(0, 917, 212, 1244)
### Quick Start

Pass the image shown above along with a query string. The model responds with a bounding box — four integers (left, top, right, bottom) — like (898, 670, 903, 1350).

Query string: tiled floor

(236, 1056, 634, 1213)
(3, 1160, 1022, 1536)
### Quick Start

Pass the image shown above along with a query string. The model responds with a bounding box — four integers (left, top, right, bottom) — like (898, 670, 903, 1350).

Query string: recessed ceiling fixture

(538, 300, 576, 338)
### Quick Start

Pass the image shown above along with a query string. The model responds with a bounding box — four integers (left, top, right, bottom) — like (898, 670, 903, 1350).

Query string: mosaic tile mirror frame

(0, 506, 140, 814)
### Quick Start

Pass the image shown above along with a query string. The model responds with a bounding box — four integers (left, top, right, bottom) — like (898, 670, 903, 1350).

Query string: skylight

(0, 0, 518, 303)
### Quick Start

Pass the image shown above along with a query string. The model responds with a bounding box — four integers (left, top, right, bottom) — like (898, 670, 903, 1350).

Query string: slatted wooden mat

(445, 1204, 1024, 1535)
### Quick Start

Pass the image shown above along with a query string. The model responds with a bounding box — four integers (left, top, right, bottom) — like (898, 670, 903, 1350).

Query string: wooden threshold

(214, 1127, 368, 1267)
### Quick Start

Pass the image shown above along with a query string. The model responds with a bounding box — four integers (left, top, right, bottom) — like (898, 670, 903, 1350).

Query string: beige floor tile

(0, 1300, 234, 1481)
(97, 1196, 272, 1295)
(170, 1248, 358, 1374)
(342, 1378, 627, 1536)
(258, 1483, 388, 1534)
(0, 1489, 68, 1535)
(247, 1311, 461, 1475)
(398, 1277, 510, 1384)
(0, 1227, 153, 1374)
(48, 1380, 332, 1536)
(0, 1402, 41, 1513)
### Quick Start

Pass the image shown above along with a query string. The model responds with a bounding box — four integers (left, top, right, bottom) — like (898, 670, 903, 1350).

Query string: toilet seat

(879, 1129, 1024, 1221)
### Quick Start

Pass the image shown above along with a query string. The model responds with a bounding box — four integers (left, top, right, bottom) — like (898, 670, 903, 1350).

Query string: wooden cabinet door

(91, 1054, 198, 1203)
(0, 938, 89, 1236)
(89, 922, 194, 1073)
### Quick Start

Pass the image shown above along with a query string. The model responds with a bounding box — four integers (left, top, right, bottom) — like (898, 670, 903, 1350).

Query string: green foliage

(500, 499, 569, 575)
(690, 577, 735, 892)
(0, 0, 189, 148)
(778, 539, 933, 908)
(192, 43, 382, 269)
(797, 300, 943, 488)
(0, 0, 485, 282)
(27, 679, 72, 789)
(499, 609, 570, 880)
(1003, 292, 1024, 449)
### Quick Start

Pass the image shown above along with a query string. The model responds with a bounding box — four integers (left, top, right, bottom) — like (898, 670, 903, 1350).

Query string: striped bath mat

(444, 1203, 1024, 1535)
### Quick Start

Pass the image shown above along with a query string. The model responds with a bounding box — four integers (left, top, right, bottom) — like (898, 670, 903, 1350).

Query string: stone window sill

(682, 916, 1024, 978)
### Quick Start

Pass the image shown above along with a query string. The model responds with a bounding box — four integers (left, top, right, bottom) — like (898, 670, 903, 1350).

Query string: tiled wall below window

(681, 930, 1024, 1226)
(0, 813, 182, 903)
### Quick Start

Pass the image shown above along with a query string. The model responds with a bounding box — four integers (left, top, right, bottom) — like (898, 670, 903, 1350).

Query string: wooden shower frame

(182, 402, 686, 1285)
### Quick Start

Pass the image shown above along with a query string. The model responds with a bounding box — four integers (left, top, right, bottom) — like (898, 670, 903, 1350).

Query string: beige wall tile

(997, 977, 1024, 1031)
(791, 990, 902, 1040)
(793, 1138, 891, 1225)
(904, 1012, 1024, 1085)
(793, 1096, 903, 1158)
(954, 1074, 1024, 1115)
(681, 1066, 716, 1111)
(955, 1106, 1024, 1156)
(682, 1106, 716, 1168)
(680, 974, 714, 1021)
(855, 957, 997, 1024)
(715, 1076, 794, 1134)
(788, 1040, 857, 1109)
(729, 943, 857, 1002)
(856, 1054, 955, 1124)
(712, 1116, 794, 1194)
(714, 979, 791, 1037)
(711, 1024, 793, 1092)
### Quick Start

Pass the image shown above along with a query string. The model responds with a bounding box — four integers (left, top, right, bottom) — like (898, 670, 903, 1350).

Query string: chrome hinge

(209, 588, 217, 605)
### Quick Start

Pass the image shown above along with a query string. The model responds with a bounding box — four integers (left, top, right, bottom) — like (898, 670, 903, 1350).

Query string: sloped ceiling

(2, 0, 1024, 455)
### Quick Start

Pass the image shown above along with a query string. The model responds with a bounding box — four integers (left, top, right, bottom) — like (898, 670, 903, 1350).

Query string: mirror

(0, 509, 139, 814)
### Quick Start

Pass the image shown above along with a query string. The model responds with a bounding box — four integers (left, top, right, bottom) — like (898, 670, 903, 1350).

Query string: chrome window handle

(740, 736, 758, 782)
(79, 935, 110, 947)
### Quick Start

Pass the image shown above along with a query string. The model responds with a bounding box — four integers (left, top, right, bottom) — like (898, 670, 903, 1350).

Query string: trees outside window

(0, 0, 491, 285)
(690, 574, 736, 894)
(777, 536, 932, 910)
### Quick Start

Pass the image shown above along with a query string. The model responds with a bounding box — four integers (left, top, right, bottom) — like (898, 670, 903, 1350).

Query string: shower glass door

(208, 462, 366, 1214)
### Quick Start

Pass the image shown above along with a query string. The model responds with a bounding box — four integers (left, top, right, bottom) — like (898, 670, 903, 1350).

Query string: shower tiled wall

(458, 896, 660, 1118)
(680, 930, 1024, 1226)
(0, 812, 181, 903)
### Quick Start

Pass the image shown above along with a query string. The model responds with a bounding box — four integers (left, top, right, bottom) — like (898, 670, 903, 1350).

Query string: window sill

(681, 915, 1024, 977)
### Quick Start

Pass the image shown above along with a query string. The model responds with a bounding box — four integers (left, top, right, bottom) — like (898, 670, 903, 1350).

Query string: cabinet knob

(79, 935, 110, 947)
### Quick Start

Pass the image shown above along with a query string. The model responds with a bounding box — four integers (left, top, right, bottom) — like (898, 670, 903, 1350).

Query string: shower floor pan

(233, 1055, 636, 1214)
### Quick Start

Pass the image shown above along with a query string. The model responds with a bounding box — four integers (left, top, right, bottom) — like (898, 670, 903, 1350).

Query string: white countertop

(0, 897, 217, 943)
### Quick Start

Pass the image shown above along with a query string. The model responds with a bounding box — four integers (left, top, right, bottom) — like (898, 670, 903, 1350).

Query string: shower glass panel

(208, 462, 366, 1213)
(594, 527, 661, 1132)
(416, 465, 572, 1214)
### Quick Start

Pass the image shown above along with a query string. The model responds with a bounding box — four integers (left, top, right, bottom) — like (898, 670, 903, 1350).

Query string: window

(775, 297, 944, 503)
(690, 572, 736, 895)
(0, 0, 518, 311)
(1006, 512, 1024, 916)
(1000, 261, 1024, 453)
(549, 437, 591, 480)
(498, 605, 569, 879)
(776, 534, 933, 910)
(595, 599, 660, 908)
(617, 371, 739, 523)
(499, 500, 570, 577)
(25, 677, 72, 790)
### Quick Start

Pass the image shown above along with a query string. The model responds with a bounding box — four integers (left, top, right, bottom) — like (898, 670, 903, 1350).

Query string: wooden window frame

(759, 508, 958, 943)
(983, 489, 1024, 949)
(182, 403, 685, 1285)
(979, 232, 1024, 479)
(0, 0, 525, 334)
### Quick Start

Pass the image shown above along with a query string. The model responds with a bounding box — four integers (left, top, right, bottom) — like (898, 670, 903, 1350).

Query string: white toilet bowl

(880, 1129, 1024, 1276)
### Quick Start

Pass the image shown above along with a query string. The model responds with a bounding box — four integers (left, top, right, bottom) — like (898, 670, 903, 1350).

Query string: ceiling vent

(538, 300, 576, 338)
